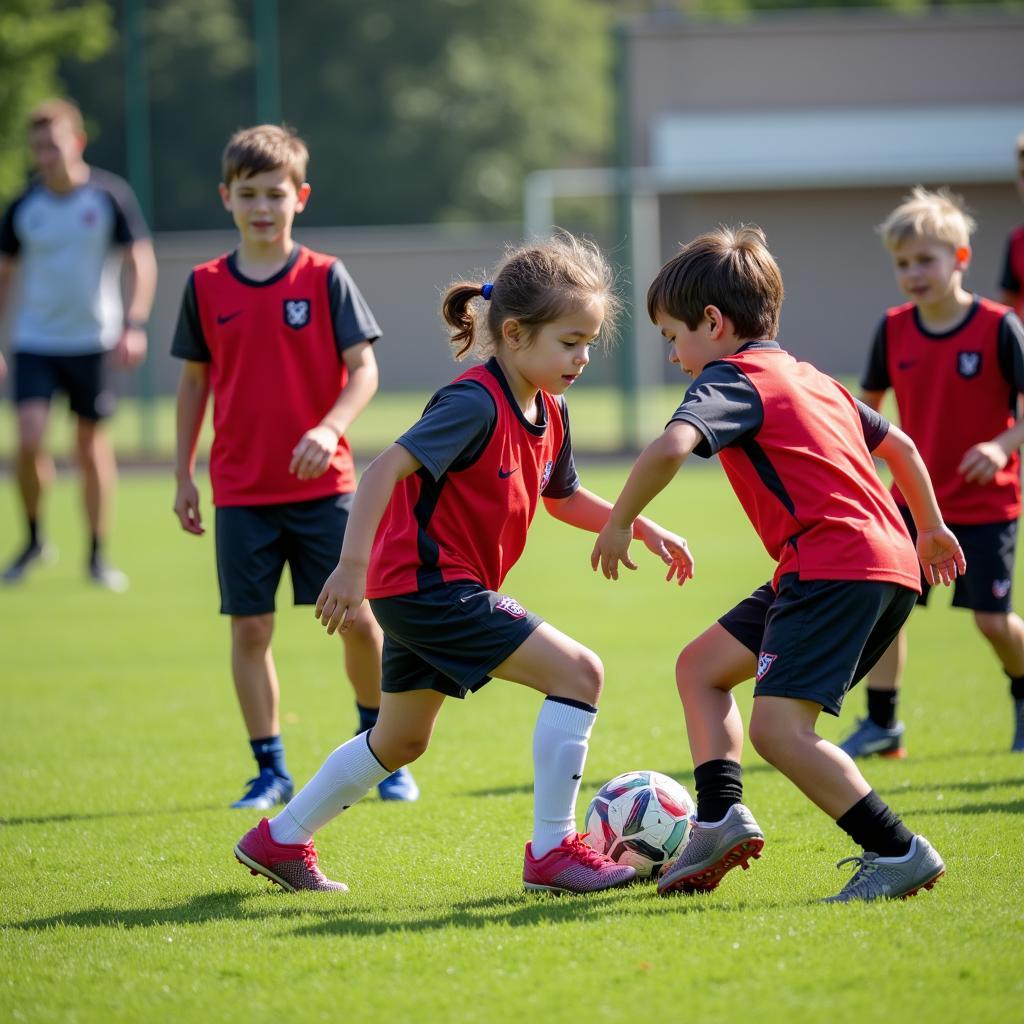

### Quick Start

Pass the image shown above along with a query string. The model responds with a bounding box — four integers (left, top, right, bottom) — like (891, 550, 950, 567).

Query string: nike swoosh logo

(572, 773, 582, 780)
(498, 466, 519, 478)
(897, 360, 916, 370)
(217, 311, 242, 325)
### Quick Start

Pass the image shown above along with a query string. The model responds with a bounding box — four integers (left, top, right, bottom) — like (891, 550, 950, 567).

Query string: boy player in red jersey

(172, 125, 418, 809)
(841, 187, 1024, 759)
(593, 226, 965, 903)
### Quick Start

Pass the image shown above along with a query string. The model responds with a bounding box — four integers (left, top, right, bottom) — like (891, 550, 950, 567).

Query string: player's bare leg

(658, 624, 763, 896)
(229, 613, 293, 809)
(342, 603, 419, 800)
(493, 624, 636, 893)
(674, 623, 756, 766)
(748, 696, 871, 818)
(840, 631, 907, 759)
(4, 401, 56, 583)
(974, 611, 1024, 751)
(236, 688, 444, 893)
(76, 417, 126, 591)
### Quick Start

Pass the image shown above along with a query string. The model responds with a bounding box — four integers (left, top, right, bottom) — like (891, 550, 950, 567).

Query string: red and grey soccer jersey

(171, 245, 380, 507)
(671, 341, 920, 592)
(1000, 225, 1024, 316)
(861, 298, 1024, 523)
(366, 358, 579, 598)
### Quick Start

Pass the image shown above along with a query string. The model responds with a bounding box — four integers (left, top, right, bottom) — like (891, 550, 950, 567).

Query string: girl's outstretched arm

(546, 485, 694, 586)
(591, 421, 702, 581)
(316, 442, 422, 634)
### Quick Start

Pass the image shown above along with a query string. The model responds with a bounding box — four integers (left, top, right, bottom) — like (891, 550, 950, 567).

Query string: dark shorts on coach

(215, 493, 352, 615)
(718, 573, 918, 717)
(370, 581, 543, 700)
(14, 351, 114, 421)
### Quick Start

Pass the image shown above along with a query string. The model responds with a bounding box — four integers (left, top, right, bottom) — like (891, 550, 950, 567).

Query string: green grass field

(2, 464, 1022, 1023)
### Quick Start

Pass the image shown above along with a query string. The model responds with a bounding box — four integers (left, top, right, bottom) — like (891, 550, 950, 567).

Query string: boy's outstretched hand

(591, 519, 694, 585)
(916, 525, 967, 586)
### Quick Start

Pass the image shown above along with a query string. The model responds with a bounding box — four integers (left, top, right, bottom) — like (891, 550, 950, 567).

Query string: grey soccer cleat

(822, 835, 944, 903)
(839, 717, 906, 759)
(657, 803, 764, 895)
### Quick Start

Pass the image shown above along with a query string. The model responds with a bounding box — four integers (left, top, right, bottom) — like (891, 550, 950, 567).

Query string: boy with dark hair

(172, 124, 417, 809)
(592, 225, 965, 902)
(842, 186, 1024, 759)
(999, 132, 1024, 317)
(0, 97, 157, 590)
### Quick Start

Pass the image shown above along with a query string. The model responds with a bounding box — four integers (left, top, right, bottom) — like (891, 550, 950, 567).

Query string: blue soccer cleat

(839, 717, 906, 759)
(231, 768, 294, 810)
(377, 766, 419, 802)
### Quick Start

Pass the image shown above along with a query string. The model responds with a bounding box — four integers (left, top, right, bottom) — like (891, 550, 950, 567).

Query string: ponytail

(442, 282, 489, 360)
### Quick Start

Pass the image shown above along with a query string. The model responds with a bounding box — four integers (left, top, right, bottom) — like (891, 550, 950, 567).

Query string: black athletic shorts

(215, 493, 352, 616)
(370, 581, 543, 700)
(718, 573, 918, 717)
(896, 505, 1017, 613)
(13, 351, 114, 421)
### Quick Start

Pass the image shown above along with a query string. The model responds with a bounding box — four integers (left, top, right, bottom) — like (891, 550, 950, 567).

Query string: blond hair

(28, 98, 85, 137)
(221, 124, 308, 189)
(877, 186, 976, 251)
(441, 232, 620, 361)
(647, 224, 783, 341)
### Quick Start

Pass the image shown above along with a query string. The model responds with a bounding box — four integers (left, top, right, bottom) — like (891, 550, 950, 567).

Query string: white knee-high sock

(531, 696, 597, 857)
(268, 733, 390, 845)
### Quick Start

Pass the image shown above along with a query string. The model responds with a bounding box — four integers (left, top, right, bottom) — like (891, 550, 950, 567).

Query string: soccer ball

(583, 770, 695, 879)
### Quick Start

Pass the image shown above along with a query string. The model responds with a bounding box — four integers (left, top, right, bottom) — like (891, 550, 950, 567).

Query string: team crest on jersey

(957, 351, 981, 378)
(283, 299, 311, 329)
(539, 460, 553, 491)
(756, 652, 778, 680)
(993, 579, 1012, 599)
(495, 595, 527, 619)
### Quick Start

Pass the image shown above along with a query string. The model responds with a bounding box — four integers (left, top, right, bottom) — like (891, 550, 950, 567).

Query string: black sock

(836, 790, 913, 858)
(28, 518, 39, 548)
(1007, 673, 1024, 701)
(693, 758, 743, 823)
(250, 735, 288, 778)
(356, 702, 379, 735)
(866, 688, 898, 729)
(89, 535, 101, 565)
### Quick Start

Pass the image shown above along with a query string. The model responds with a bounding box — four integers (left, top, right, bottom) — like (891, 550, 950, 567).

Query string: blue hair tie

(481, 283, 493, 300)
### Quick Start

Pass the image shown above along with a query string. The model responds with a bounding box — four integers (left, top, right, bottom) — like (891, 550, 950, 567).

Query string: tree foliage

(0, 0, 114, 203)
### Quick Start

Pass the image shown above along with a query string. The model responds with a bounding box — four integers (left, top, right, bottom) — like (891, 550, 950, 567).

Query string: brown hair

(647, 225, 783, 340)
(441, 232, 620, 361)
(28, 98, 85, 136)
(222, 124, 308, 188)
(877, 186, 975, 252)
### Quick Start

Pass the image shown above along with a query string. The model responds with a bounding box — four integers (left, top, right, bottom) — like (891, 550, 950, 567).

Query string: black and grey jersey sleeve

(860, 319, 890, 392)
(854, 398, 891, 451)
(996, 311, 1024, 395)
(0, 190, 28, 256)
(667, 362, 764, 458)
(327, 260, 382, 354)
(1000, 237, 1021, 295)
(170, 274, 211, 362)
(91, 169, 150, 244)
(397, 381, 497, 482)
(542, 398, 580, 499)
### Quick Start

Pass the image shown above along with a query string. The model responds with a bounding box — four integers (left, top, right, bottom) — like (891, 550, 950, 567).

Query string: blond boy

(842, 187, 1024, 758)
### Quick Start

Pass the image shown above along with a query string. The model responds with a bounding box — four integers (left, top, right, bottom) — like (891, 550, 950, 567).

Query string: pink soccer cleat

(234, 817, 348, 893)
(523, 833, 637, 894)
